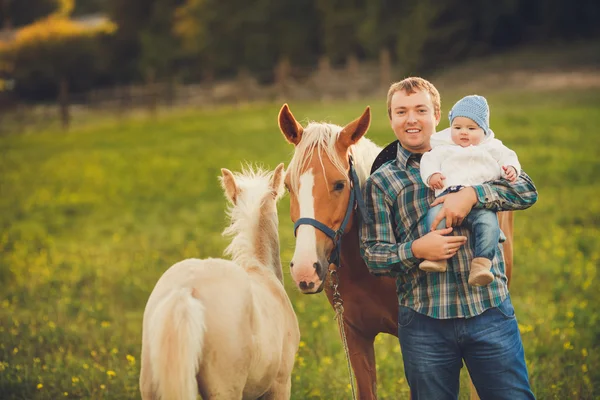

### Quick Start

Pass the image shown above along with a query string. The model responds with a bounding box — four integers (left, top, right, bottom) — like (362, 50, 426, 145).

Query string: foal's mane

(222, 166, 282, 270)
(287, 122, 382, 190)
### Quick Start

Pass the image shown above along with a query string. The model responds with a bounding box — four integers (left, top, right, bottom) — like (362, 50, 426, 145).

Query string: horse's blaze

(289, 171, 324, 293)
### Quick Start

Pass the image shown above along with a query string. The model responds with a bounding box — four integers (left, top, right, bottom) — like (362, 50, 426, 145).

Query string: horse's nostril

(290, 261, 294, 268)
(299, 281, 315, 291)
(313, 262, 320, 270)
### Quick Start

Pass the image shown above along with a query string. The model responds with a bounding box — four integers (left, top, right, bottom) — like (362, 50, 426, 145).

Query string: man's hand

(430, 187, 478, 229)
(428, 173, 445, 189)
(502, 165, 517, 182)
(411, 227, 468, 261)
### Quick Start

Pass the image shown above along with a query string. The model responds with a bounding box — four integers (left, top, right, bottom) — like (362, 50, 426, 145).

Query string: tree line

(1, 0, 599, 103)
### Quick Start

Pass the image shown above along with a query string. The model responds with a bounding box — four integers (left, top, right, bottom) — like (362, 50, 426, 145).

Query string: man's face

(389, 89, 440, 153)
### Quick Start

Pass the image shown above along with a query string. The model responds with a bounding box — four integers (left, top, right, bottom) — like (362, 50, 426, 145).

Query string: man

(360, 77, 537, 399)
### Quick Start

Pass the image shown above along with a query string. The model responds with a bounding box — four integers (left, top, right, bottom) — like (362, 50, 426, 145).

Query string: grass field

(1, 84, 599, 399)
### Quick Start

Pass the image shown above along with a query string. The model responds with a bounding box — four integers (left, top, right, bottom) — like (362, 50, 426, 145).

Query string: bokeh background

(1, 0, 599, 399)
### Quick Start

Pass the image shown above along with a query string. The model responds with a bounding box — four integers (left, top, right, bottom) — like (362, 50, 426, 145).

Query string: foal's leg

(139, 343, 156, 400)
(261, 378, 291, 400)
(344, 324, 378, 400)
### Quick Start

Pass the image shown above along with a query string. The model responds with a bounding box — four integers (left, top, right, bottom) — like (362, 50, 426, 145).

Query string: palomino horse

(278, 104, 514, 399)
(139, 164, 300, 400)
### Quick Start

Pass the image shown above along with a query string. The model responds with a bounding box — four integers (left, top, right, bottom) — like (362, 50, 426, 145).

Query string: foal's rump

(143, 258, 256, 399)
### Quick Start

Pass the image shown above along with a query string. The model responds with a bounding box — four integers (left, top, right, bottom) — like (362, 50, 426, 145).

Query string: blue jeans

(426, 203, 500, 261)
(398, 297, 535, 399)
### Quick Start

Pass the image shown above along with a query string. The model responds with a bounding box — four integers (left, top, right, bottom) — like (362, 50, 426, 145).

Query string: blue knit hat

(448, 95, 490, 135)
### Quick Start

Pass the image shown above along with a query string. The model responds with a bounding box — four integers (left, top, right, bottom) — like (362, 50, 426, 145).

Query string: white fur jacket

(420, 128, 521, 196)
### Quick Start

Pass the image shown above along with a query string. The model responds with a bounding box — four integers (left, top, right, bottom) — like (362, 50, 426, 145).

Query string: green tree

(315, 0, 365, 65)
(0, 1, 116, 128)
(0, 0, 57, 30)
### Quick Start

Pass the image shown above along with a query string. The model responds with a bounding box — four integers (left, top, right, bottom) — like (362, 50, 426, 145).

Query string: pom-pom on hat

(448, 95, 490, 135)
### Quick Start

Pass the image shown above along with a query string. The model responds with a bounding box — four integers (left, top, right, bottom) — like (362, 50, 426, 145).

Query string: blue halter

(293, 155, 371, 267)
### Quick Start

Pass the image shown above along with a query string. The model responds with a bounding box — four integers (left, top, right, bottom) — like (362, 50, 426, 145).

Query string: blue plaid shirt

(360, 145, 538, 318)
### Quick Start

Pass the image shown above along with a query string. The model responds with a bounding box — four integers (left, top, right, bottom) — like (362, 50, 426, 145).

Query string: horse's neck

(227, 206, 284, 284)
(351, 138, 382, 187)
(254, 211, 283, 283)
(339, 217, 369, 278)
(338, 140, 380, 276)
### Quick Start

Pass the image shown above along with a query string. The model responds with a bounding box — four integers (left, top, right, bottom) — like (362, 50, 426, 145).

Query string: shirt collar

(396, 144, 423, 168)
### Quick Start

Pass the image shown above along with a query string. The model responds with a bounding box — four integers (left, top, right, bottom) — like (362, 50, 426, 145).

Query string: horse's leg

(261, 378, 291, 400)
(197, 375, 244, 400)
(139, 341, 156, 400)
(344, 324, 378, 400)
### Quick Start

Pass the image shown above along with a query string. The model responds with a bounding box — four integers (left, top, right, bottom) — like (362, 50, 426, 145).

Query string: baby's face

(450, 116, 485, 147)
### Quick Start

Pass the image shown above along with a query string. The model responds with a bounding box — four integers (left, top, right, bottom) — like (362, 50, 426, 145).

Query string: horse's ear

(220, 168, 238, 204)
(270, 163, 285, 199)
(278, 104, 304, 145)
(339, 106, 371, 148)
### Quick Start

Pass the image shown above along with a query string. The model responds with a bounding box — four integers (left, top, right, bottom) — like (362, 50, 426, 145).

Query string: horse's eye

(333, 182, 345, 191)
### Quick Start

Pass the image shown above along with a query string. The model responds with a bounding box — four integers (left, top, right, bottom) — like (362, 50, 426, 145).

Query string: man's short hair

(387, 77, 441, 119)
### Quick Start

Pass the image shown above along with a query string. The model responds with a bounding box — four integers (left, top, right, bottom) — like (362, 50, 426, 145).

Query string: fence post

(317, 56, 332, 102)
(346, 54, 359, 101)
(379, 48, 392, 91)
(275, 57, 291, 102)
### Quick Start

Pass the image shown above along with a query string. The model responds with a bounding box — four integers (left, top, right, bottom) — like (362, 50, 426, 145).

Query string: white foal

(139, 164, 300, 400)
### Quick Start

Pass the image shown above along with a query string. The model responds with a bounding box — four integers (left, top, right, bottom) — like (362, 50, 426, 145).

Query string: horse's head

(220, 163, 286, 277)
(278, 104, 371, 294)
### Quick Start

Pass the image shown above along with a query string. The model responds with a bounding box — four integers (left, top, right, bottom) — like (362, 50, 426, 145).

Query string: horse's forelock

(288, 122, 348, 190)
(287, 121, 382, 190)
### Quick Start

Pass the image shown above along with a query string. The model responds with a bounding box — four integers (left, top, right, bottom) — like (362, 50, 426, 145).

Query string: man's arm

(359, 178, 420, 276)
(430, 171, 538, 229)
(472, 170, 537, 211)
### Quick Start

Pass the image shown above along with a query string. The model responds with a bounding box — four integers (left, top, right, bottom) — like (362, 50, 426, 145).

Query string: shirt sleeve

(359, 177, 421, 276)
(420, 149, 443, 187)
(472, 170, 538, 211)
(487, 139, 521, 174)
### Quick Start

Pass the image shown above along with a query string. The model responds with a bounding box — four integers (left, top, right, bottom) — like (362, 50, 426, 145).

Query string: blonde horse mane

(221, 165, 284, 272)
(287, 122, 382, 191)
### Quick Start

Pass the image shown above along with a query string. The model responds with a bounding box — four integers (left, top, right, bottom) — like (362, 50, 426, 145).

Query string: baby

(419, 95, 520, 286)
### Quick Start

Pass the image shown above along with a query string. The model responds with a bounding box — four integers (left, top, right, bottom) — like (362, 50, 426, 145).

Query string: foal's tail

(149, 288, 205, 400)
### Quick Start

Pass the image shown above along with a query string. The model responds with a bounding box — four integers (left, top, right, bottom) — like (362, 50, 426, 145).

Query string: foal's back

(139, 164, 299, 400)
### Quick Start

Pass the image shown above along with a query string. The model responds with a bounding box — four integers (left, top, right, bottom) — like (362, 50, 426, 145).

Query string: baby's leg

(419, 203, 448, 273)
(425, 203, 446, 232)
(464, 209, 499, 286)
(464, 209, 500, 260)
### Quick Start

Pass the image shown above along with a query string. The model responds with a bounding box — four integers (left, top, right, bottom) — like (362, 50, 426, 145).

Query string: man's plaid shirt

(360, 145, 538, 319)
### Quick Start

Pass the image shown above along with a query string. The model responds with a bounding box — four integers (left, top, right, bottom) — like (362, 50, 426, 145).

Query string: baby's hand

(428, 173, 446, 189)
(502, 166, 517, 182)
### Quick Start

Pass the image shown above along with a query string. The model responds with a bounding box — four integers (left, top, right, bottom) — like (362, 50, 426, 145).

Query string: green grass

(1, 87, 599, 399)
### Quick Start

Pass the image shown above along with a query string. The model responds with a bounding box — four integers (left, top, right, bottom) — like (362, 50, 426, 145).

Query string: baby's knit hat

(448, 95, 490, 135)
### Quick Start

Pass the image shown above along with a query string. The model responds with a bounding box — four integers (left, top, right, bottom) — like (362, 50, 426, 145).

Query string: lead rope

(329, 264, 357, 400)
